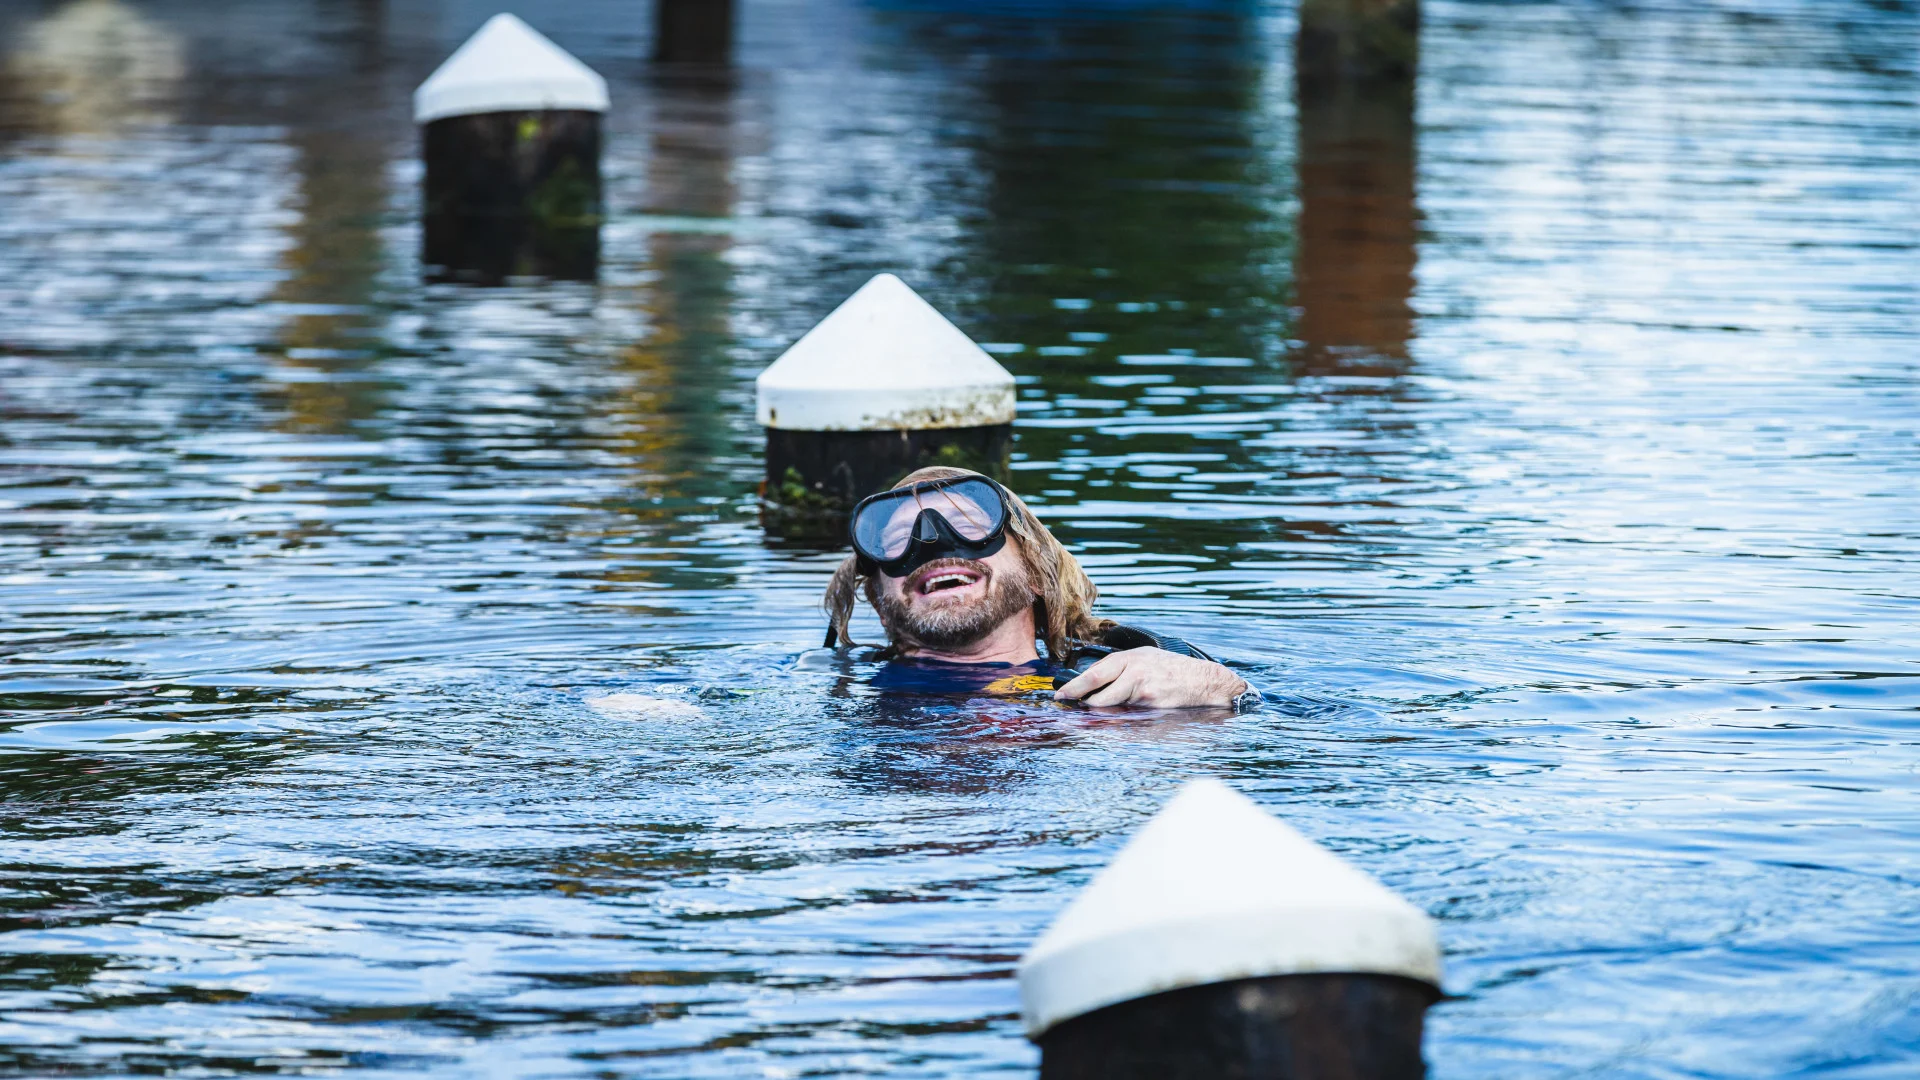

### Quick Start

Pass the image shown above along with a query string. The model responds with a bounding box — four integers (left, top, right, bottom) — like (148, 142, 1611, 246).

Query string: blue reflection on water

(0, 0, 1916, 1075)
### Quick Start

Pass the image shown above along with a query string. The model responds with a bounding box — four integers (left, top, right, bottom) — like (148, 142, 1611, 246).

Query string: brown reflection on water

(610, 71, 741, 528)
(1293, 0, 1419, 377)
(271, 7, 389, 436)
(272, 128, 388, 435)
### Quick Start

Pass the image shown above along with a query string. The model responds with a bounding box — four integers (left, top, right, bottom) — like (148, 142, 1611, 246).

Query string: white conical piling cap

(413, 14, 609, 124)
(1017, 778, 1442, 1039)
(755, 274, 1016, 431)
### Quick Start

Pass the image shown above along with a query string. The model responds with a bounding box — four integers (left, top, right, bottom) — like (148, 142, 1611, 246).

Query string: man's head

(823, 467, 1104, 659)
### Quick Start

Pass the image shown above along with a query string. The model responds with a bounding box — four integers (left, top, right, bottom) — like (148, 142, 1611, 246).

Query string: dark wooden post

(1039, 974, 1438, 1080)
(1297, 0, 1419, 87)
(654, 0, 735, 66)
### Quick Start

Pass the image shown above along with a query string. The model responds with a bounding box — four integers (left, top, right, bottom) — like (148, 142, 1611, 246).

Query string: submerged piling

(1296, 0, 1419, 87)
(654, 0, 735, 66)
(1021, 779, 1442, 1079)
(415, 14, 608, 283)
(755, 274, 1015, 537)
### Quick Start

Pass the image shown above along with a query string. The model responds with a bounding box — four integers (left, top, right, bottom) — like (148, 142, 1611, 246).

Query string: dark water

(2, 0, 1917, 1075)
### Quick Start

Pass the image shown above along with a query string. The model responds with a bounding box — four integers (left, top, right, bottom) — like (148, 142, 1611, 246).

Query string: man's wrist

(1227, 680, 1261, 712)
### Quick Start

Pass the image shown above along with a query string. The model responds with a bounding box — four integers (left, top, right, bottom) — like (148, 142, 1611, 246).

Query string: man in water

(822, 467, 1256, 709)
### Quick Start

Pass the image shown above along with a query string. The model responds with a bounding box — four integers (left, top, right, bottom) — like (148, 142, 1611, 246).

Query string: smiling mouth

(915, 566, 985, 596)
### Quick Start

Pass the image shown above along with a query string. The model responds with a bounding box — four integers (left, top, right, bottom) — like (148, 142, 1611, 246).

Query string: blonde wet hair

(822, 466, 1109, 660)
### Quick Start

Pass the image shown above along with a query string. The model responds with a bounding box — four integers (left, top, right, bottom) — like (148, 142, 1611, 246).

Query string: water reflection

(940, 4, 1285, 363)
(273, 127, 389, 434)
(6, 0, 184, 136)
(1292, 0, 1419, 376)
(622, 70, 741, 505)
(908, 2, 1291, 540)
(2, 0, 1919, 1076)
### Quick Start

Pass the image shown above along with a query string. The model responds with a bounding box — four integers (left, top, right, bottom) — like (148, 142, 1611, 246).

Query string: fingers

(1053, 652, 1129, 702)
(1082, 671, 1146, 707)
(1055, 648, 1248, 709)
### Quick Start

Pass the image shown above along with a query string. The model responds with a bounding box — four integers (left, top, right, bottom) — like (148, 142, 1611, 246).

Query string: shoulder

(1083, 621, 1217, 663)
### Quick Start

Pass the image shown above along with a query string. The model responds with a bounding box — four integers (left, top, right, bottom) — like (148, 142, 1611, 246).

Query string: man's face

(865, 488, 1034, 651)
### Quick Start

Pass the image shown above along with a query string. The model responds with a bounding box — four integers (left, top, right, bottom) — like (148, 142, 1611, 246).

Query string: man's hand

(1053, 648, 1250, 709)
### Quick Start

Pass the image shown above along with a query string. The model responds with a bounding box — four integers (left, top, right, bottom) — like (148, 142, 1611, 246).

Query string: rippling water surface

(1, 0, 1917, 1075)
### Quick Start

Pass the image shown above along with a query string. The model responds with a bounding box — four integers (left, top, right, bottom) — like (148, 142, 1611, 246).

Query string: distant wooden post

(1293, 0, 1420, 375)
(654, 0, 735, 65)
(415, 15, 608, 284)
(1297, 0, 1419, 87)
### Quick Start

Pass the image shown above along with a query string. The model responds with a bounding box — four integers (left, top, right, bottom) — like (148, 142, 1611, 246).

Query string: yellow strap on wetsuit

(981, 674, 1058, 696)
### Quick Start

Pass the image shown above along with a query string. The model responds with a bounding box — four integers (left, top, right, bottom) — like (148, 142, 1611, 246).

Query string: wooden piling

(1296, 0, 1420, 88)
(1021, 781, 1443, 1080)
(1039, 973, 1437, 1080)
(422, 109, 601, 283)
(413, 15, 608, 284)
(654, 0, 735, 66)
(765, 426, 1013, 524)
(755, 275, 1016, 538)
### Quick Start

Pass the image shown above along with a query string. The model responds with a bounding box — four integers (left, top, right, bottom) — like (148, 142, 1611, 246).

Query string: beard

(871, 556, 1035, 653)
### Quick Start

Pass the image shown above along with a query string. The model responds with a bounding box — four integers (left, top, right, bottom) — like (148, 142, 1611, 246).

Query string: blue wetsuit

(867, 623, 1249, 704)
(870, 657, 1061, 698)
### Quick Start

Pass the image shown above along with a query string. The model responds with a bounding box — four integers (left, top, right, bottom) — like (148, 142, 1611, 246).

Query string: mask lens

(931, 479, 1004, 540)
(852, 490, 925, 561)
(873, 498, 921, 559)
(851, 478, 1008, 563)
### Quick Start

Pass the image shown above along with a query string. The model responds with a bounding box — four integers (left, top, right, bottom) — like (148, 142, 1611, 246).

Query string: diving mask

(849, 475, 1012, 578)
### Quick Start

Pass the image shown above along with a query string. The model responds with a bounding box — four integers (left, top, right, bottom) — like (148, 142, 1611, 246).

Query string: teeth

(923, 573, 976, 593)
